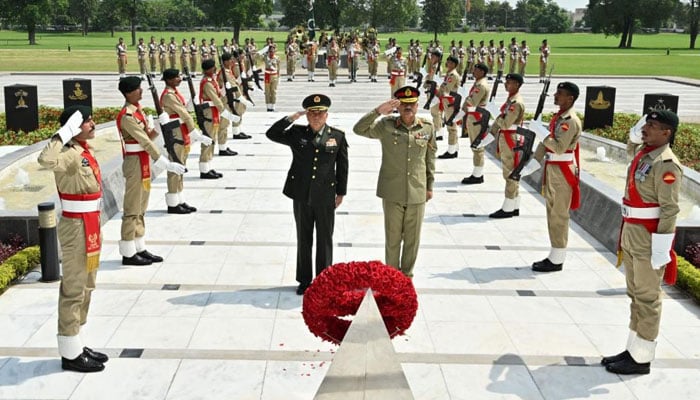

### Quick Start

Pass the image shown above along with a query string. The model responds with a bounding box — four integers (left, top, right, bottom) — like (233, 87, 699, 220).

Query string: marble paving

(1, 73, 700, 399)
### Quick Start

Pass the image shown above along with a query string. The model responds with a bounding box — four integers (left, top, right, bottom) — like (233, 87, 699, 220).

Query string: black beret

(647, 110, 679, 132)
(118, 76, 142, 94)
(394, 86, 420, 103)
(161, 68, 180, 81)
(232, 50, 239, 57)
(59, 105, 91, 126)
(302, 94, 331, 111)
(557, 81, 579, 99)
(221, 52, 232, 61)
(446, 55, 459, 65)
(505, 73, 523, 85)
(474, 63, 489, 74)
(431, 49, 442, 58)
(202, 59, 216, 71)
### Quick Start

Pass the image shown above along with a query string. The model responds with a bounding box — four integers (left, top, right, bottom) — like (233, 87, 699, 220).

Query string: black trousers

(293, 200, 335, 284)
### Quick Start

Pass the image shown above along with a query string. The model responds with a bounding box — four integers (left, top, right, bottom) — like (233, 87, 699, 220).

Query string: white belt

(545, 153, 574, 162)
(124, 143, 145, 152)
(466, 106, 476, 112)
(621, 205, 660, 219)
(61, 198, 101, 213)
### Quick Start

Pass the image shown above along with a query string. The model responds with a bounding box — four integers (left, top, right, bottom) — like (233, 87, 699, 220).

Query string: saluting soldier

(602, 110, 682, 376)
(264, 46, 281, 111)
(168, 37, 177, 69)
(435, 56, 461, 159)
(148, 36, 158, 78)
(189, 37, 198, 76)
(518, 40, 530, 76)
(38, 106, 109, 373)
(137, 37, 147, 80)
(461, 63, 491, 184)
(305, 39, 318, 82)
(116, 76, 186, 265)
(285, 36, 299, 81)
(353, 86, 436, 278)
(488, 73, 525, 218)
(508, 37, 518, 74)
(366, 39, 380, 83)
(158, 38, 167, 75)
(531, 82, 582, 272)
(327, 36, 340, 87)
(539, 39, 550, 83)
(160, 68, 213, 214)
(266, 94, 349, 295)
(116, 37, 127, 78)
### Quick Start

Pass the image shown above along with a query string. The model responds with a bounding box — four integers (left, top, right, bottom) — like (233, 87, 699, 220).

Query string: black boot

(531, 258, 563, 272)
(138, 250, 163, 263)
(180, 203, 197, 212)
(200, 170, 220, 179)
(489, 209, 516, 219)
(296, 282, 310, 295)
(437, 151, 458, 159)
(218, 148, 238, 156)
(167, 204, 192, 214)
(62, 353, 104, 373)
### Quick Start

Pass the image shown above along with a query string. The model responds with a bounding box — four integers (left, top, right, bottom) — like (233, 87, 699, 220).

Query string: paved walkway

(1, 74, 700, 399)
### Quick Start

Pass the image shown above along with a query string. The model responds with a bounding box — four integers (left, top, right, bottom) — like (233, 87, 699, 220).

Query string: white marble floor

(1, 86, 700, 399)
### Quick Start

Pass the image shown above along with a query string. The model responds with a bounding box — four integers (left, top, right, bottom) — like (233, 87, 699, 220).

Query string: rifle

(245, 51, 263, 90)
(489, 70, 503, 103)
(218, 54, 240, 116)
(423, 80, 438, 110)
(444, 90, 463, 126)
(469, 107, 493, 149)
(182, 66, 212, 140)
(145, 74, 184, 164)
(411, 71, 423, 89)
(508, 126, 537, 181)
(235, 55, 256, 106)
(533, 65, 554, 121)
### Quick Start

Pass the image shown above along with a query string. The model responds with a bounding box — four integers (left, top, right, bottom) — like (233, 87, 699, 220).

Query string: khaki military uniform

(389, 56, 407, 97)
(305, 41, 318, 79)
(327, 43, 340, 82)
(539, 45, 550, 79)
(137, 43, 147, 75)
(199, 74, 223, 165)
(497, 46, 506, 73)
(38, 137, 102, 357)
(200, 43, 210, 61)
(189, 42, 198, 74)
(464, 77, 491, 169)
(518, 45, 529, 76)
(158, 43, 167, 73)
(490, 93, 525, 201)
(117, 103, 162, 243)
(353, 111, 436, 277)
(430, 68, 460, 147)
(264, 53, 281, 106)
(168, 42, 177, 68)
(148, 41, 158, 75)
(509, 43, 518, 73)
(116, 42, 127, 75)
(215, 68, 236, 148)
(286, 41, 298, 79)
(533, 107, 582, 253)
(487, 45, 496, 77)
(367, 43, 379, 80)
(161, 86, 197, 201)
(180, 43, 189, 71)
(348, 42, 361, 81)
(621, 143, 682, 345)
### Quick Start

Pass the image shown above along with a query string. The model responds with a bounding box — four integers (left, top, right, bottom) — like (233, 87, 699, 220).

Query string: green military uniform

(353, 88, 436, 277)
(533, 103, 582, 265)
(37, 107, 102, 365)
(490, 89, 525, 213)
(464, 75, 491, 176)
(264, 50, 281, 109)
(433, 65, 460, 157)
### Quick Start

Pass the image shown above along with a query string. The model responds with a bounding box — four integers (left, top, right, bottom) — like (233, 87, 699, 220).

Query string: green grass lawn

(1, 30, 699, 78)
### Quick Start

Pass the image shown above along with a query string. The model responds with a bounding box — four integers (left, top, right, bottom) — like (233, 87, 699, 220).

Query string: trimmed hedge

(676, 256, 700, 305)
(0, 246, 40, 294)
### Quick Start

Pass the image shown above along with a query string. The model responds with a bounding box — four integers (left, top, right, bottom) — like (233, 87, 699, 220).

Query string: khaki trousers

(149, 55, 157, 73)
(390, 76, 405, 98)
(265, 75, 279, 104)
(138, 57, 147, 75)
(189, 56, 197, 74)
(543, 164, 573, 248)
(466, 115, 485, 167)
(622, 223, 664, 341)
(117, 56, 127, 74)
(540, 61, 547, 78)
(200, 120, 217, 162)
(167, 143, 190, 193)
(121, 155, 149, 240)
(497, 133, 520, 199)
(328, 60, 338, 80)
(57, 217, 98, 336)
(287, 57, 296, 77)
(383, 199, 425, 278)
(518, 62, 527, 76)
(368, 60, 377, 76)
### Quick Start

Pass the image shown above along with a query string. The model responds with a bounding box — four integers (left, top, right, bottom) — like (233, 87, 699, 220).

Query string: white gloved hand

(225, 82, 233, 90)
(519, 159, 541, 177)
(221, 109, 240, 123)
(154, 155, 186, 175)
(189, 129, 213, 146)
(158, 112, 170, 126)
(485, 101, 500, 118)
(185, 99, 194, 112)
(651, 233, 674, 269)
(146, 114, 155, 130)
(56, 111, 83, 143)
(529, 119, 550, 141)
(476, 132, 495, 149)
(451, 109, 466, 124)
(629, 114, 647, 145)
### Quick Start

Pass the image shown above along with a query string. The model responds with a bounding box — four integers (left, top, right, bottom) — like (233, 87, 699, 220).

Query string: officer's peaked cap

(394, 86, 420, 103)
(303, 94, 331, 111)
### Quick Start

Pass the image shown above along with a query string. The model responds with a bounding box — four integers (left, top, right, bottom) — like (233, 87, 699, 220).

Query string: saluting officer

(461, 63, 491, 184)
(353, 86, 436, 278)
(38, 106, 109, 373)
(531, 82, 582, 272)
(266, 94, 349, 295)
(602, 110, 682, 375)
(116, 76, 186, 265)
(160, 68, 213, 214)
(435, 55, 461, 159)
(488, 73, 525, 219)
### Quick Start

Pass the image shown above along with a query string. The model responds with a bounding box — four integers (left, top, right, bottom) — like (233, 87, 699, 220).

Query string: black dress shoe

(601, 350, 631, 366)
(437, 151, 458, 159)
(62, 353, 104, 373)
(200, 170, 220, 179)
(532, 258, 563, 272)
(605, 357, 650, 375)
(461, 175, 484, 184)
(138, 250, 163, 263)
(436, 136, 443, 141)
(489, 209, 516, 219)
(211, 169, 223, 178)
(83, 347, 109, 363)
(122, 254, 152, 266)
(218, 148, 238, 156)
(513, 209, 520, 216)
(296, 282, 310, 295)
(460, 133, 468, 138)
(167, 204, 192, 214)
(233, 133, 251, 139)
(180, 203, 197, 212)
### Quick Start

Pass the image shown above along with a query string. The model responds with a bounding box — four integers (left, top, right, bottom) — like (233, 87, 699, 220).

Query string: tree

(69, 0, 98, 36)
(196, 0, 273, 44)
(529, 1, 571, 33)
(94, 0, 125, 36)
(682, 0, 699, 48)
(421, 0, 462, 40)
(587, 0, 676, 48)
(0, 0, 61, 45)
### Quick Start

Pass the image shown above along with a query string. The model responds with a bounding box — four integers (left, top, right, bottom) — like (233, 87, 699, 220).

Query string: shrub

(684, 242, 700, 268)
(0, 246, 40, 295)
(677, 256, 700, 305)
(0, 234, 26, 264)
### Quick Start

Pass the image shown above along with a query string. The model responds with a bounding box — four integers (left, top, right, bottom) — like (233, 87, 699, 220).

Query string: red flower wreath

(301, 260, 418, 344)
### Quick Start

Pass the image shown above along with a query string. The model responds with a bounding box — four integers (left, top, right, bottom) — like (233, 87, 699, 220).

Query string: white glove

(146, 114, 155, 131)
(56, 111, 83, 143)
(485, 101, 500, 118)
(221, 109, 240, 123)
(154, 155, 186, 175)
(158, 112, 170, 126)
(189, 128, 213, 146)
(629, 114, 646, 145)
(450, 109, 465, 125)
(518, 159, 541, 178)
(225, 82, 233, 90)
(651, 233, 674, 269)
(476, 132, 495, 149)
(186, 99, 194, 112)
(529, 118, 550, 141)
